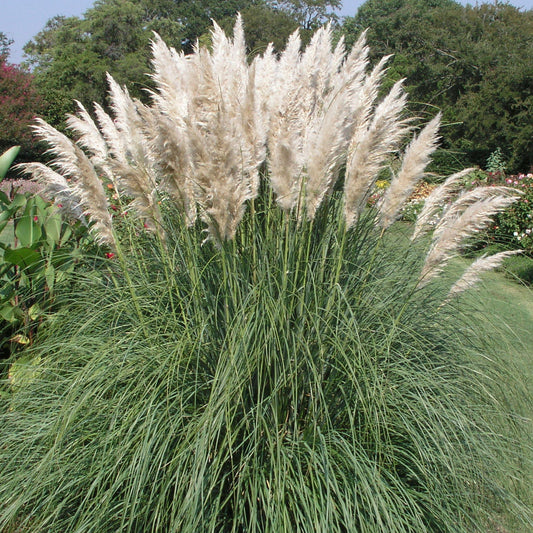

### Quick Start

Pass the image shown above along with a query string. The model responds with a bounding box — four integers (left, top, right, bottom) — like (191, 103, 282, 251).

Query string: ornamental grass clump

(1, 17, 531, 533)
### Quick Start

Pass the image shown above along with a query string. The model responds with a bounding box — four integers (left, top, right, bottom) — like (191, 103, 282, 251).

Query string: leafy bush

(0, 148, 94, 357)
(0, 18, 531, 532)
(487, 173, 533, 256)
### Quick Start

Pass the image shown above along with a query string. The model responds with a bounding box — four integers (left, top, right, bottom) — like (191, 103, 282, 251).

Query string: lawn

(458, 260, 533, 532)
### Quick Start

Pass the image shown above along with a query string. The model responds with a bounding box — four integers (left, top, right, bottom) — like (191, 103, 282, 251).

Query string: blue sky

(3, 0, 533, 64)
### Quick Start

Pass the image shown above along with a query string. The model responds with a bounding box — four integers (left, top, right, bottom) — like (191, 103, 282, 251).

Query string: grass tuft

(0, 196, 531, 532)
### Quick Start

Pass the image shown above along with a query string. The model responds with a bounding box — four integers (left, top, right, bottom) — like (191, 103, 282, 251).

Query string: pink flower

(33, 215, 38, 222)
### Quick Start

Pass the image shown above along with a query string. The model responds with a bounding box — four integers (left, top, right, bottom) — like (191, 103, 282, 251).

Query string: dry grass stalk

(419, 195, 519, 285)
(149, 16, 265, 240)
(379, 113, 441, 229)
(344, 79, 410, 227)
(29, 119, 116, 248)
(16, 162, 84, 221)
(433, 185, 519, 240)
(411, 168, 476, 241)
(445, 250, 522, 302)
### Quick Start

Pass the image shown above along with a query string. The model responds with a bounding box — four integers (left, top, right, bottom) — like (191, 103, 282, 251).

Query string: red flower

(33, 215, 38, 222)
(105, 252, 115, 259)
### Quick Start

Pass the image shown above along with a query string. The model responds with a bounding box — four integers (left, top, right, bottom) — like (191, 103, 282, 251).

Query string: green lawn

(461, 263, 533, 532)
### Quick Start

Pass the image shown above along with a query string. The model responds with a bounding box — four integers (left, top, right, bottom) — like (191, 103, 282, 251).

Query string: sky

(2, 0, 533, 64)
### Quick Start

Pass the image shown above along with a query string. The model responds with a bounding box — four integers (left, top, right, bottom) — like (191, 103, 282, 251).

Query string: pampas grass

(2, 16, 531, 533)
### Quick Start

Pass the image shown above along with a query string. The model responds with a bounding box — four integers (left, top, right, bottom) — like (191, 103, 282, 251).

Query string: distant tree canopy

(342, 0, 533, 173)
(0, 32, 13, 59)
(0, 55, 44, 160)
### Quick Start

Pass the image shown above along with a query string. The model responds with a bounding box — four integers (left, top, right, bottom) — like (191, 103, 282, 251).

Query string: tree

(341, 0, 533, 173)
(0, 57, 44, 160)
(0, 32, 13, 59)
(269, 0, 341, 30)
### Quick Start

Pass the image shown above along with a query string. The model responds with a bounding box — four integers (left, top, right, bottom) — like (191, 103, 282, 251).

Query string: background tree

(0, 40, 44, 163)
(341, 0, 533, 173)
(268, 0, 341, 29)
(0, 32, 13, 59)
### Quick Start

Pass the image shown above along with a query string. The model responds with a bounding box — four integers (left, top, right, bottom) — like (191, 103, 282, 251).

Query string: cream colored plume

(344, 79, 409, 227)
(104, 75, 163, 235)
(17, 162, 84, 222)
(30, 119, 115, 248)
(411, 168, 476, 241)
(419, 194, 519, 285)
(265, 26, 387, 219)
(433, 185, 519, 240)
(66, 101, 109, 174)
(379, 113, 441, 229)
(445, 250, 521, 302)
(162, 15, 266, 241)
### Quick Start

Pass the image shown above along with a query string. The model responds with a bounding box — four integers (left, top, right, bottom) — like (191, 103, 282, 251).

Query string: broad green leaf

(45, 263, 55, 292)
(60, 225, 73, 246)
(28, 303, 44, 321)
(44, 213, 62, 246)
(0, 190, 10, 205)
(8, 354, 42, 389)
(0, 146, 20, 180)
(0, 303, 16, 322)
(15, 212, 42, 247)
(10, 193, 27, 210)
(3, 247, 42, 269)
(33, 195, 49, 212)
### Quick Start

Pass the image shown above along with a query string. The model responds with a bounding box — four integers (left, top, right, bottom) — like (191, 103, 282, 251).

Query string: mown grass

(463, 265, 533, 533)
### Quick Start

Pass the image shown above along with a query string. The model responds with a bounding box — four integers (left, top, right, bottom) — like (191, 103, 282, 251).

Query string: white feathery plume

(265, 28, 379, 217)
(344, 79, 409, 227)
(16, 162, 85, 222)
(149, 33, 190, 127)
(411, 167, 476, 241)
(445, 250, 522, 302)
(349, 55, 391, 139)
(94, 103, 128, 167)
(379, 113, 441, 229)
(104, 75, 164, 234)
(31, 119, 115, 248)
(419, 194, 519, 285)
(139, 106, 196, 225)
(179, 15, 266, 241)
(66, 101, 109, 172)
(433, 185, 520, 240)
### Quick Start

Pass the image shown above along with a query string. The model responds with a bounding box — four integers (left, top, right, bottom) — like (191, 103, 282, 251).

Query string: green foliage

(268, 0, 341, 29)
(0, 193, 531, 531)
(0, 31, 13, 58)
(485, 146, 507, 174)
(240, 4, 300, 55)
(0, 57, 45, 162)
(0, 149, 93, 356)
(0, 146, 20, 180)
(489, 173, 533, 256)
(502, 252, 533, 285)
(341, 0, 533, 173)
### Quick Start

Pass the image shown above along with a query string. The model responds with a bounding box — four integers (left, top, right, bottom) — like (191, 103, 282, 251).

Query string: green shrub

(0, 147, 98, 358)
(489, 173, 533, 256)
